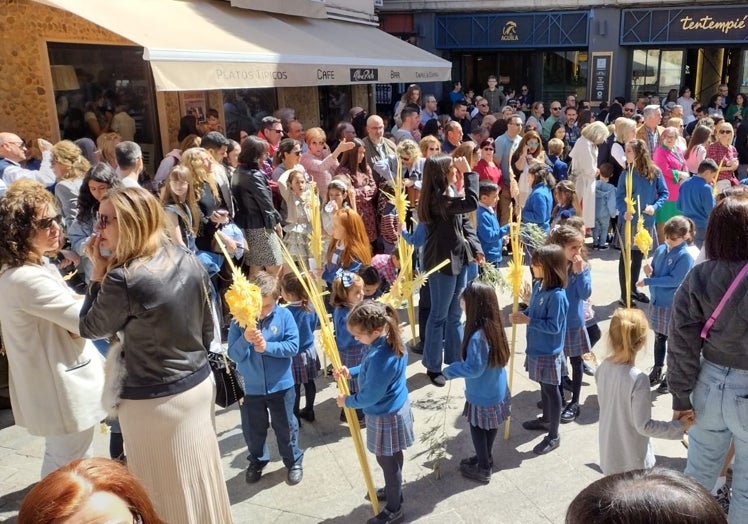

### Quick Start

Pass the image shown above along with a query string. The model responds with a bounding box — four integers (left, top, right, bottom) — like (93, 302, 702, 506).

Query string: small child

(278, 168, 315, 267)
(677, 158, 718, 248)
(477, 181, 510, 266)
(331, 269, 367, 424)
(280, 272, 320, 423)
(371, 248, 401, 293)
(596, 308, 692, 475)
(636, 216, 695, 394)
(593, 163, 617, 250)
(335, 301, 414, 524)
(551, 180, 581, 226)
(547, 138, 569, 182)
(358, 264, 383, 299)
(322, 208, 371, 286)
(511, 244, 569, 455)
(322, 179, 354, 238)
(227, 272, 304, 485)
(522, 164, 555, 233)
(444, 280, 511, 483)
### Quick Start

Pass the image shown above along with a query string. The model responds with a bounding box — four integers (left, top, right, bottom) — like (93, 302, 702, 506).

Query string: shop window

(48, 43, 159, 153)
(223, 89, 278, 141)
(631, 49, 684, 99)
(543, 51, 587, 103)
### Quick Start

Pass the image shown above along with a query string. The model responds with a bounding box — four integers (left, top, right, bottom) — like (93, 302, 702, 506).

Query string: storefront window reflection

(543, 51, 587, 103)
(222, 88, 278, 141)
(48, 43, 158, 147)
(631, 49, 684, 99)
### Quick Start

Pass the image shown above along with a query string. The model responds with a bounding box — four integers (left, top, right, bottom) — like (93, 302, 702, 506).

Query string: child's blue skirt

(366, 402, 415, 456)
(646, 304, 671, 336)
(463, 390, 511, 430)
(292, 345, 320, 385)
(525, 353, 565, 385)
(563, 326, 591, 357)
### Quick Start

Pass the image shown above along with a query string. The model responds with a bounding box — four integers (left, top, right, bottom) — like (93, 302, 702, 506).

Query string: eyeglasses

(291, 150, 301, 156)
(95, 212, 117, 229)
(719, 129, 733, 134)
(270, 129, 283, 134)
(5, 141, 26, 148)
(521, 88, 528, 92)
(551, 107, 561, 111)
(32, 214, 62, 230)
(527, 142, 540, 147)
(427, 147, 440, 152)
(482, 147, 495, 151)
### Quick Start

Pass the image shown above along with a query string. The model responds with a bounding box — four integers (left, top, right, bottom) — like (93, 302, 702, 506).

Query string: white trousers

(42, 426, 95, 477)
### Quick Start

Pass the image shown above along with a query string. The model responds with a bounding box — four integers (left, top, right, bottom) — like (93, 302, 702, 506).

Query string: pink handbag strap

(701, 262, 748, 339)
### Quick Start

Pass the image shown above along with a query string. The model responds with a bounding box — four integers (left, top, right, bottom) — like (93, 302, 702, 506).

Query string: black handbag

(208, 352, 244, 408)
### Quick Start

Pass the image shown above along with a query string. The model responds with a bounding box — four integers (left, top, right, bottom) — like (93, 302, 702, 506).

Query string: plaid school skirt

(366, 401, 415, 456)
(291, 345, 320, 385)
(525, 353, 566, 385)
(646, 304, 671, 336)
(563, 326, 591, 358)
(463, 391, 512, 430)
(341, 344, 367, 394)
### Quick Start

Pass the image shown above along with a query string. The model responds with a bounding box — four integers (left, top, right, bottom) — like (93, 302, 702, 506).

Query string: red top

(706, 142, 738, 181)
(475, 158, 503, 189)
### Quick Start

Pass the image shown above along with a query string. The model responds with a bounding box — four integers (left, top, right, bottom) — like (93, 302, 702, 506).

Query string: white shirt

(1, 150, 55, 186)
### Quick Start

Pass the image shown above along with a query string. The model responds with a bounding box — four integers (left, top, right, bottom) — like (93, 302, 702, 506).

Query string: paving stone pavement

(0, 246, 689, 523)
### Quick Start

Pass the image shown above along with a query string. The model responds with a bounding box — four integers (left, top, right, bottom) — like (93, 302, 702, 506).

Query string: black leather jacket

(80, 245, 212, 400)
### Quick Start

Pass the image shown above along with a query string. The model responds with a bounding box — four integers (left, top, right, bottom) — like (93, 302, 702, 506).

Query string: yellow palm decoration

(633, 196, 653, 258)
(622, 166, 636, 308)
(307, 181, 324, 291)
(214, 234, 262, 330)
(504, 203, 523, 440)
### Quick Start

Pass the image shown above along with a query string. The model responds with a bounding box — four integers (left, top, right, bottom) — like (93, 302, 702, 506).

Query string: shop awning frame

(36, 0, 452, 90)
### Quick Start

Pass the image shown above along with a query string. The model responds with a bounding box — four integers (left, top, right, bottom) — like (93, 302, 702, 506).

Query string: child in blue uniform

(280, 272, 320, 423)
(636, 216, 695, 394)
(522, 163, 555, 233)
(444, 280, 511, 483)
(510, 244, 569, 455)
(228, 272, 304, 485)
(476, 181, 510, 267)
(335, 301, 414, 524)
(549, 225, 592, 424)
(331, 269, 366, 424)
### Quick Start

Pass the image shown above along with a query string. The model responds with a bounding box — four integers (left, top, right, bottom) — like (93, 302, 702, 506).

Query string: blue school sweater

(677, 176, 715, 230)
(549, 155, 568, 182)
(522, 183, 553, 232)
(443, 329, 509, 406)
(333, 305, 363, 352)
(525, 282, 568, 357)
(477, 203, 510, 264)
(345, 336, 408, 415)
(322, 242, 362, 285)
(616, 169, 669, 230)
(227, 305, 300, 395)
(286, 303, 319, 352)
(643, 242, 694, 308)
(566, 265, 592, 330)
(595, 181, 617, 222)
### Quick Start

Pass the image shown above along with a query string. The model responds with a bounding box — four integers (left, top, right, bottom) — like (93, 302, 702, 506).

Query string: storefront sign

(350, 68, 379, 82)
(589, 52, 612, 104)
(622, 5, 748, 45)
(435, 11, 588, 50)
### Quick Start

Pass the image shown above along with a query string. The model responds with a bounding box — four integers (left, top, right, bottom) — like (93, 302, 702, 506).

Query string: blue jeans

(686, 360, 748, 523)
(422, 265, 468, 373)
(240, 387, 303, 469)
(592, 216, 608, 246)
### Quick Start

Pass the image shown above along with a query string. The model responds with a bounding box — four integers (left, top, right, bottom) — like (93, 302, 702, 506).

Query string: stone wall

(0, 0, 131, 141)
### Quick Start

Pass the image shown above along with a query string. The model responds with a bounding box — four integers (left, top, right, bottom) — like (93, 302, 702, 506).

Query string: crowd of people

(1, 78, 747, 523)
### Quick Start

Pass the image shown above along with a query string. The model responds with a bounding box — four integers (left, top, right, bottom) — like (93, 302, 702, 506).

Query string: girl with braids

(443, 280, 511, 484)
(335, 300, 414, 524)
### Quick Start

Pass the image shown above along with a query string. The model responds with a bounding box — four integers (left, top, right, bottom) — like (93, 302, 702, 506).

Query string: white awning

(36, 0, 452, 91)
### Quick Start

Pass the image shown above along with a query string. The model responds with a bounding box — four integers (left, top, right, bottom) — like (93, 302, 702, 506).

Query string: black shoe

(560, 403, 580, 424)
(366, 507, 404, 524)
(299, 408, 315, 422)
(460, 455, 494, 468)
(599, 244, 609, 251)
(633, 291, 650, 303)
(649, 366, 663, 387)
(583, 362, 595, 376)
(522, 417, 550, 431)
(340, 409, 347, 423)
(427, 371, 446, 387)
(619, 297, 637, 308)
(657, 377, 670, 394)
(287, 464, 303, 485)
(410, 341, 424, 355)
(592, 244, 600, 250)
(460, 462, 492, 483)
(533, 436, 560, 455)
(245, 461, 267, 484)
(366, 487, 404, 503)
(562, 376, 574, 392)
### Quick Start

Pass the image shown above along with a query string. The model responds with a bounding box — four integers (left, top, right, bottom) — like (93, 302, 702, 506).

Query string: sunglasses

(719, 129, 733, 134)
(527, 142, 540, 147)
(33, 214, 62, 230)
(482, 147, 495, 151)
(95, 212, 117, 229)
(551, 107, 561, 111)
(427, 147, 440, 151)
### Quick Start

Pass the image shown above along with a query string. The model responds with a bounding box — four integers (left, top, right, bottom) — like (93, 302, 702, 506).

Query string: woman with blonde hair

(79, 187, 232, 523)
(51, 140, 91, 229)
(570, 121, 611, 227)
(419, 135, 441, 158)
(300, 127, 355, 197)
(0, 180, 104, 477)
(95, 132, 120, 169)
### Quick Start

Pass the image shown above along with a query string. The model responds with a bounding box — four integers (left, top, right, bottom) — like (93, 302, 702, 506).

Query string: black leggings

(618, 249, 644, 300)
(376, 452, 404, 512)
(654, 333, 668, 368)
(568, 356, 583, 405)
(110, 431, 124, 461)
(469, 425, 498, 469)
(293, 381, 317, 415)
(540, 382, 561, 440)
